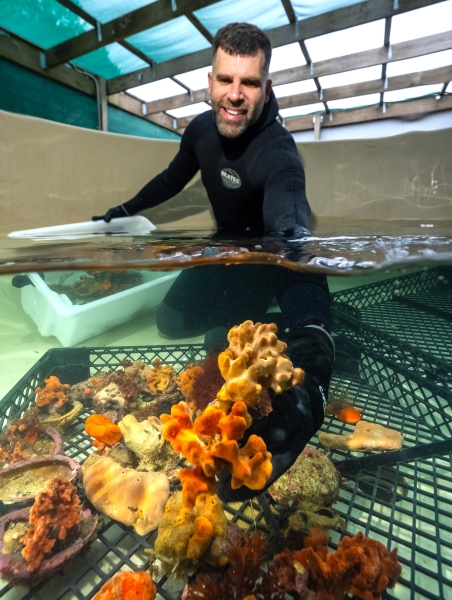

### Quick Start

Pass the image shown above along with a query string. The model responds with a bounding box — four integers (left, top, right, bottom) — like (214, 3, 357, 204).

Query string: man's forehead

(212, 48, 266, 74)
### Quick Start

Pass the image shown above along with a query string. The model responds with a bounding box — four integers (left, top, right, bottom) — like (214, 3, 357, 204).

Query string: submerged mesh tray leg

(256, 493, 285, 554)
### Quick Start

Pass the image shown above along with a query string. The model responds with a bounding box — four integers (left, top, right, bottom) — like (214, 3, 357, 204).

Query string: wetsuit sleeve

(261, 137, 311, 237)
(122, 120, 200, 215)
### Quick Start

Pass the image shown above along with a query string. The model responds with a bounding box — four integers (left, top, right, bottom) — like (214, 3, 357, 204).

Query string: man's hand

(92, 205, 130, 222)
(217, 325, 334, 503)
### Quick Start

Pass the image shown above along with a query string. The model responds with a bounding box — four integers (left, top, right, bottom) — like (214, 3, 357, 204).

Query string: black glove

(217, 325, 334, 503)
(276, 223, 311, 241)
(92, 204, 130, 222)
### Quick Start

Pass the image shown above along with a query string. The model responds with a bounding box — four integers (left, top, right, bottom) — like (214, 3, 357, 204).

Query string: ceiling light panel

(127, 78, 187, 102)
(273, 80, 317, 98)
(327, 93, 380, 110)
(174, 66, 212, 91)
(304, 20, 385, 62)
(390, 0, 452, 44)
(270, 43, 306, 73)
(279, 103, 325, 118)
(384, 84, 444, 102)
(386, 50, 452, 77)
(319, 65, 382, 89)
(166, 103, 211, 119)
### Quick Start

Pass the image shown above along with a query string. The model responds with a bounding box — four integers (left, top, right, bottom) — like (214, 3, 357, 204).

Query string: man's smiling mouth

(222, 107, 247, 117)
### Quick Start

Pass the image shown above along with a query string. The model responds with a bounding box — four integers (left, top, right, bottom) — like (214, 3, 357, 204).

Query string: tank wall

(1, 108, 452, 234)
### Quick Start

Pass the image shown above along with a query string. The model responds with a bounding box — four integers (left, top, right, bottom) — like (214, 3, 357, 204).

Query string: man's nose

(228, 82, 243, 103)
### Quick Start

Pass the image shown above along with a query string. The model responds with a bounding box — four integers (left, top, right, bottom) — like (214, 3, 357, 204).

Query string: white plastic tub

(21, 270, 179, 347)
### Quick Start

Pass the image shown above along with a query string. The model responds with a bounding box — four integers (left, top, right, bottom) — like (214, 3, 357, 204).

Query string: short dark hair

(212, 23, 272, 76)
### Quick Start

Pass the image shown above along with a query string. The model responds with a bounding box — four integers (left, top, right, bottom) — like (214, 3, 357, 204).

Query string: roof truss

(0, 0, 450, 136)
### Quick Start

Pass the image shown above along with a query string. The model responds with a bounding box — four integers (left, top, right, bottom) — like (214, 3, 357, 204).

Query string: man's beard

(211, 97, 265, 138)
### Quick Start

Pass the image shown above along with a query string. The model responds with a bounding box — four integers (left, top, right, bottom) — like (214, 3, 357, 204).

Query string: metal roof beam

(277, 65, 452, 109)
(108, 47, 212, 94)
(142, 30, 452, 113)
(107, 0, 447, 93)
(108, 91, 178, 132)
(44, 0, 217, 70)
(280, 0, 296, 23)
(267, 0, 445, 48)
(185, 13, 214, 43)
(271, 29, 452, 85)
(175, 94, 452, 131)
(284, 94, 452, 131)
(146, 88, 209, 113)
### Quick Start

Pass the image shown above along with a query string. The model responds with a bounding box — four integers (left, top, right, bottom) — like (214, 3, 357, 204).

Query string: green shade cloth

(0, 0, 92, 49)
(70, 0, 158, 24)
(126, 16, 211, 64)
(0, 57, 180, 139)
(194, 0, 290, 35)
(73, 43, 149, 79)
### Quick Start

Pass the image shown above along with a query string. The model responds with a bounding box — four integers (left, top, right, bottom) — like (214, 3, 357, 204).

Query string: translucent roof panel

(126, 16, 211, 64)
(319, 65, 382, 89)
(71, 0, 158, 24)
(291, 0, 364, 21)
(194, 0, 289, 37)
(327, 93, 380, 110)
(0, 0, 92, 49)
(166, 103, 211, 119)
(386, 50, 452, 78)
(175, 66, 212, 91)
(447, 82, 452, 93)
(390, 0, 452, 44)
(384, 84, 444, 103)
(279, 103, 325, 118)
(273, 79, 317, 98)
(73, 43, 149, 79)
(305, 20, 385, 62)
(270, 43, 306, 73)
(128, 78, 187, 103)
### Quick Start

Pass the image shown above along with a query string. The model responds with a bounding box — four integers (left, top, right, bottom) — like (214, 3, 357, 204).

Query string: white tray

(21, 270, 179, 347)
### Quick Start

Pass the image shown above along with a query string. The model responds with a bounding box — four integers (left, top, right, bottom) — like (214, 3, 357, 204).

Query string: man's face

(208, 47, 272, 138)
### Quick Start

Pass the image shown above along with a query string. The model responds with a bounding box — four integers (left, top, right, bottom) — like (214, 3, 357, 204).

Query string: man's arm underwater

(92, 125, 200, 222)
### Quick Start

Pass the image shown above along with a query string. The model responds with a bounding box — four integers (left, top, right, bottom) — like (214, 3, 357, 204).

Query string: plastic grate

(0, 267, 451, 599)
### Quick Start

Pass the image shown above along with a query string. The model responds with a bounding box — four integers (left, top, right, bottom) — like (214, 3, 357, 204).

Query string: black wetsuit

(123, 91, 334, 501)
(123, 90, 310, 237)
(122, 91, 329, 344)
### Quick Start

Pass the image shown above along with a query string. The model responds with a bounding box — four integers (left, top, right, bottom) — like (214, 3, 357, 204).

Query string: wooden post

(99, 77, 108, 132)
(313, 114, 322, 141)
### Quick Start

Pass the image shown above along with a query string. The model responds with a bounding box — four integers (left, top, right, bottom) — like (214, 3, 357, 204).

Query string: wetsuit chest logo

(220, 168, 241, 189)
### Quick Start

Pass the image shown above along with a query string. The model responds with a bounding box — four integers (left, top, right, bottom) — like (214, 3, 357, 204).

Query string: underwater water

(0, 225, 451, 600)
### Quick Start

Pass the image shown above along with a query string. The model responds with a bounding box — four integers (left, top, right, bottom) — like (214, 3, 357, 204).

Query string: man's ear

(208, 71, 213, 95)
(265, 79, 272, 103)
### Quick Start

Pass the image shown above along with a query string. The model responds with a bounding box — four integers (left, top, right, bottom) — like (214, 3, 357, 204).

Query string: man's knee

(155, 303, 185, 338)
(156, 302, 206, 339)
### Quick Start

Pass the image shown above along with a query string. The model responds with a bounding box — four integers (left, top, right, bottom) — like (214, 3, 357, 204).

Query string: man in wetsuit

(93, 22, 334, 502)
